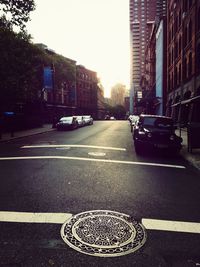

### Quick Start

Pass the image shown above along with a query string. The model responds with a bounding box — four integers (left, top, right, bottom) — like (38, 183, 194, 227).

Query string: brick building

(76, 65, 98, 118)
(166, 0, 200, 125)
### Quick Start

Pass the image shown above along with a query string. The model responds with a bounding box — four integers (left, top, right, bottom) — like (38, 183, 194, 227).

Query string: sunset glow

(26, 0, 130, 97)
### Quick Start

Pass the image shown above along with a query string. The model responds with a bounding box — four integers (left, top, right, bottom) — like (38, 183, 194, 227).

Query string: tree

(0, 27, 50, 110)
(0, 0, 35, 30)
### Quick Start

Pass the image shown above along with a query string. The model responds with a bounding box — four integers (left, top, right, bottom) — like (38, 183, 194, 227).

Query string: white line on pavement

(142, 218, 200, 234)
(21, 144, 126, 151)
(0, 156, 186, 169)
(0, 212, 200, 235)
(0, 211, 72, 224)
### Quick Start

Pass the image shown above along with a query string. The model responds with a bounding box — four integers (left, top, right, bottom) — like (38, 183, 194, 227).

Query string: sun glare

(27, 0, 130, 98)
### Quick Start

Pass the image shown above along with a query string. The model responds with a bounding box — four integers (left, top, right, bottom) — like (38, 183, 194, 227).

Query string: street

(0, 120, 200, 266)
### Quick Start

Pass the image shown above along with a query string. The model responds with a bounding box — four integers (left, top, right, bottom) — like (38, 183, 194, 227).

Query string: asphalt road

(0, 120, 200, 266)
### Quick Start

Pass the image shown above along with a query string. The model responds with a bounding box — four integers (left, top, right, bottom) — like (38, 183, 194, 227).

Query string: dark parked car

(56, 116, 78, 130)
(132, 114, 182, 154)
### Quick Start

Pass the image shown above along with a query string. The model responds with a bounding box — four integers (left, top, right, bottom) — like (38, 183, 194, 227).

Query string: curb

(180, 145, 200, 171)
(0, 128, 56, 143)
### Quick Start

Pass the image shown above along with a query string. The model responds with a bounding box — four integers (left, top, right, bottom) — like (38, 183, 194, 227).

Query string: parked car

(56, 116, 78, 130)
(132, 114, 182, 154)
(129, 115, 139, 132)
(75, 116, 85, 127)
(104, 115, 110, 120)
(110, 116, 116, 120)
(83, 115, 93, 125)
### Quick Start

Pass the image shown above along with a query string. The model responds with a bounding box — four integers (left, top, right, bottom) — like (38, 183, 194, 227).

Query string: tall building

(129, 0, 166, 114)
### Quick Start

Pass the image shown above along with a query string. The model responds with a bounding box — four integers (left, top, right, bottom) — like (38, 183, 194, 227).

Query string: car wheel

(134, 141, 142, 155)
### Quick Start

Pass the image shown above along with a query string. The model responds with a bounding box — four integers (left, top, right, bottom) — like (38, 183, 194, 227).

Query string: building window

(198, 8, 200, 31)
(175, 41, 178, 59)
(169, 51, 171, 66)
(183, 0, 187, 12)
(184, 26, 187, 47)
(188, 20, 192, 42)
(188, 0, 192, 9)
(179, 36, 181, 55)
(188, 52, 192, 77)
(179, 64, 181, 85)
(197, 43, 200, 71)
(178, 11, 181, 28)
(174, 67, 177, 88)
(168, 74, 171, 91)
(183, 57, 187, 80)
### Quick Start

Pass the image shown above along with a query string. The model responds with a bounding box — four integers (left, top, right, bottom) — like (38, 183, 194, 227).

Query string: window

(183, 0, 187, 12)
(188, 52, 192, 76)
(175, 41, 178, 59)
(179, 64, 181, 84)
(197, 43, 200, 71)
(179, 36, 181, 54)
(198, 8, 200, 31)
(183, 57, 187, 80)
(184, 27, 187, 47)
(188, 20, 192, 42)
(189, 0, 192, 9)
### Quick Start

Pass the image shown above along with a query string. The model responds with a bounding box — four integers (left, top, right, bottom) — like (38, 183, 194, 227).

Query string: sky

(26, 0, 130, 98)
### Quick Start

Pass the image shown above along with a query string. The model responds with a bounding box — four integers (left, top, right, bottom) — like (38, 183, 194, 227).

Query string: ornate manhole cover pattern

(61, 210, 147, 257)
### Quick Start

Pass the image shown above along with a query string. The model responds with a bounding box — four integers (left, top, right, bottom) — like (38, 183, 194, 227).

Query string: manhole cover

(88, 152, 106, 157)
(61, 210, 147, 257)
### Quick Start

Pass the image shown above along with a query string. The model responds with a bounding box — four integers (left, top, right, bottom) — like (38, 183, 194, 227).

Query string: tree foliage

(0, 28, 49, 110)
(0, 0, 35, 30)
(0, 27, 77, 111)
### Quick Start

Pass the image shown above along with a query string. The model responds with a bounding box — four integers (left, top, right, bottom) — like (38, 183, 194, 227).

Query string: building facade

(76, 65, 98, 118)
(129, 0, 166, 114)
(155, 18, 167, 115)
(166, 0, 200, 126)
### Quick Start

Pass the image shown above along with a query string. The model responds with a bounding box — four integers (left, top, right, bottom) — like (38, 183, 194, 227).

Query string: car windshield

(143, 117, 173, 129)
(60, 117, 73, 122)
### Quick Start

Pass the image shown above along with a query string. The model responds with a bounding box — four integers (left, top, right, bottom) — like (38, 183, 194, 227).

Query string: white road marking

(0, 211, 72, 224)
(142, 218, 200, 234)
(0, 156, 185, 169)
(21, 144, 126, 151)
(88, 152, 106, 157)
(0, 212, 199, 235)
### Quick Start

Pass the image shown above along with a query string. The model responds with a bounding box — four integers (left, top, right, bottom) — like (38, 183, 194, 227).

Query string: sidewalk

(0, 124, 200, 171)
(176, 128, 200, 171)
(0, 124, 55, 142)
